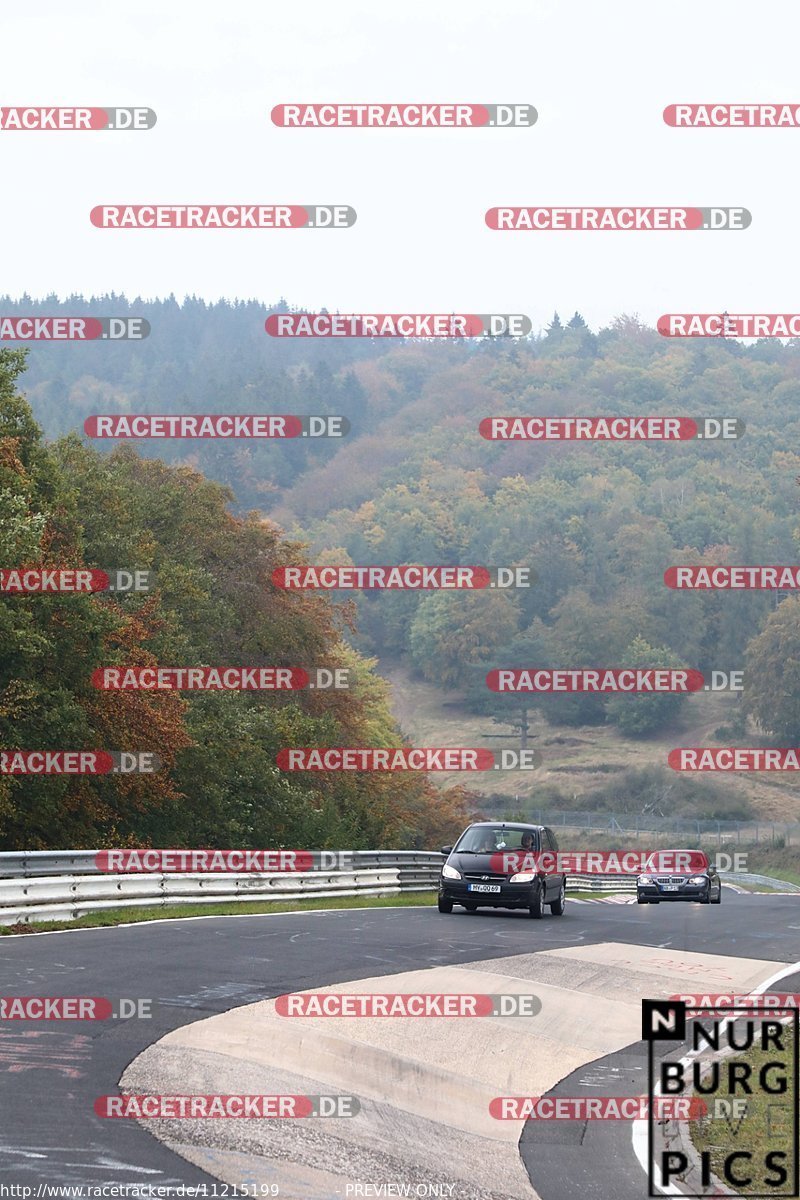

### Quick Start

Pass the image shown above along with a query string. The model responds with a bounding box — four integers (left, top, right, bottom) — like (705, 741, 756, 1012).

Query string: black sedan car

(636, 849, 722, 904)
(437, 821, 566, 918)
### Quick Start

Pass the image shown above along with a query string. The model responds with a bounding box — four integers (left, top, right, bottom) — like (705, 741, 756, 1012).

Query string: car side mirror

(440, 846, 453, 855)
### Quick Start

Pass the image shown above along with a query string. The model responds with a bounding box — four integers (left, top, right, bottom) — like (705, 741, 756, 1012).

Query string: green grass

(727, 851, 800, 888)
(732, 881, 784, 894)
(384, 663, 800, 828)
(0, 891, 436, 935)
(690, 1025, 796, 1195)
(753, 864, 800, 887)
(733, 877, 800, 893)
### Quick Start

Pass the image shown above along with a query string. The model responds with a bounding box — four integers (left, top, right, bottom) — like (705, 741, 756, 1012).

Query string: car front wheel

(550, 881, 566, 916)
(528, 883, 544, 919)
(437, 896, 453, 913)
(711, 887, 722, 905)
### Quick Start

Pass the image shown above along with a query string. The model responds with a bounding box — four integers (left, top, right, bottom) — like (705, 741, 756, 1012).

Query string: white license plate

(662, 884, 680, 891)
(468, 884, 501, 893)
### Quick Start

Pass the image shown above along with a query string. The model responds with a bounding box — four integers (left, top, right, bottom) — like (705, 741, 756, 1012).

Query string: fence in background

(517, 810, 800, 845)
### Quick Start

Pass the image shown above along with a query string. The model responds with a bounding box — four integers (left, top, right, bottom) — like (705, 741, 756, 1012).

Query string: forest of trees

(0, 346, 472, 850)
(0, 294, 378, 505)
(287, 314, 800, 744)
(5, 298, 800, 846)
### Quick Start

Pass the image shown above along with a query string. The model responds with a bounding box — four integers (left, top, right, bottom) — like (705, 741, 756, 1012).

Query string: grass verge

(0, 891, 436, 935)
(750, 863, 800, 887)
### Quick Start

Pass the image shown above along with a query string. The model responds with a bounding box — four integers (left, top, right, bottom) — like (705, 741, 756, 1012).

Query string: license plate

(468, 883, 501, 893)
(662, 884, 680, 891)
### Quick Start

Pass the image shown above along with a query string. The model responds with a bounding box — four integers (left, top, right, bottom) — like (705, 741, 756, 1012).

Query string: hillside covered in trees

(0, 294, 380, 507)
(0, 346, 471, 850)
(285, 316, 800, 744)
(5, 298, 800, 835)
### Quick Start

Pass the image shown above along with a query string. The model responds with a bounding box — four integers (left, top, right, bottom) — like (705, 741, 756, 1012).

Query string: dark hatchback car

(437, 821, 567, 918)
(636, 849, 722, 905)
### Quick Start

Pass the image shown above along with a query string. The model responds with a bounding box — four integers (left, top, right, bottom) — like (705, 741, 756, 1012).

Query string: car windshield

(644, 849, 709, 873)
(455, 826, 537, 853)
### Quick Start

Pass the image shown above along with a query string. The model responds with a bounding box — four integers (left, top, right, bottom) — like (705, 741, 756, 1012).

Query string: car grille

(655, 876, 689, 884)
(463, 872, 509, 883)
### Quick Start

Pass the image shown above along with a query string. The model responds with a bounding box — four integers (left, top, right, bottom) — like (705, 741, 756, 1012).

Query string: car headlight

(688, 875, 707, 885)
(442, 864, 461, 880)
(638, 874, 653, 884)
(510, 871, 536, 883)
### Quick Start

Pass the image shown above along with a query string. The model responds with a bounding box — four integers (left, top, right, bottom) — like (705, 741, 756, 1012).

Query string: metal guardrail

(569, 871, 800, 894)
(570, 874, 636, 892)
(728, 871, 800, 892)
(0, 849, 445, 878)
(0, 851, 445, 925)
(0, 853, 795, 925)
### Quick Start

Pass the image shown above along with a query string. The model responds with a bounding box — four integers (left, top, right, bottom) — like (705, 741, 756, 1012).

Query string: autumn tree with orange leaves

(0, 350, 471, 850)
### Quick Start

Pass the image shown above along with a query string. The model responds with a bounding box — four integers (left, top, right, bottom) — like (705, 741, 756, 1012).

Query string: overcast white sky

(1, 0, 798, 332)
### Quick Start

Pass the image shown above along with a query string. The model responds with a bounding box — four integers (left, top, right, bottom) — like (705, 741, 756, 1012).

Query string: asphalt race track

(1, 892, 798, 1195)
